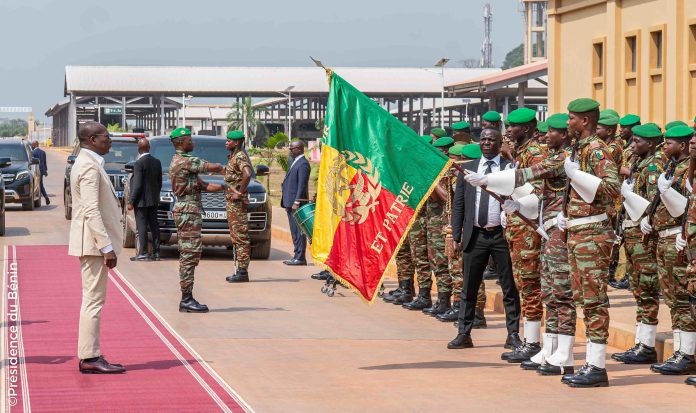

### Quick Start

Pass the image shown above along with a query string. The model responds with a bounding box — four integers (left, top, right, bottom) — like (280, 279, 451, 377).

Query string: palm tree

(226, 97, 269, 146)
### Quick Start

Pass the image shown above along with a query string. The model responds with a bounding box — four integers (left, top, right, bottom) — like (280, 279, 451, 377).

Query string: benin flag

(312, 70, 452, 303)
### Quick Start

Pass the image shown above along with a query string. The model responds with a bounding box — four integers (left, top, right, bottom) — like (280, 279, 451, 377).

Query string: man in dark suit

(127, 138, 163, 261)
(281, 140, 310, 265)
(447, 128, 522, 351)
(31, 141, 49, 205)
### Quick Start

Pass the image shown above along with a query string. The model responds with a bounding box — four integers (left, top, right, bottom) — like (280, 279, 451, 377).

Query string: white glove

(676, 233, 687, 252)
(557, 212, 568, 231)
(564, 157, 580, 180)
(500, 211, 507, 228)
(687, 178, 693, 194)
(640, 217, 653, 235)
(621, 180, 634, 198)
(465, 172, 488, 187)
(657, 173, 673, 194)
(502, 200, 521, 214)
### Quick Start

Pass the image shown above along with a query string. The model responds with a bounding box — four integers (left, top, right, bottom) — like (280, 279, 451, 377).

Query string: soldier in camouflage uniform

(168, 127, 225, 313)
(224, 130, 253, 283)
(679, 125, 696, 386)
(612, 124, 662, 364)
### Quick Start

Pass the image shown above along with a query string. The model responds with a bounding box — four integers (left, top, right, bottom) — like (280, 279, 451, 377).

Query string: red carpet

(2, 245, 252, 412)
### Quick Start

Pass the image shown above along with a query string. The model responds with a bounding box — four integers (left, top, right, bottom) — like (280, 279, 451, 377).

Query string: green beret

(226, 130, 245, 140)
(420, 135, 432, 144)
(452, 121, 470, 130)
(567, 98, 600, 113)
(433, 136, 455, 147)
(482, 111, 501, 122)
(631, 124, 662, 139)
(536, 122, 548, 133)
(507, 108, 537, 124)
(643, 122, 661, 131)
(430, 127, 446, 138)
(598, 112, 619, 126)
(665, 125, 695, 140)
(619, 114, 640, 127)
(665, 120, 688, 130)
(504, 119, 510, 127)
(448, 144, 464, 156)
(546, 113, 569, 130)
(601, 109, 620, 119)
(461, 143, 482, 159)
(170, 127, 191, 140)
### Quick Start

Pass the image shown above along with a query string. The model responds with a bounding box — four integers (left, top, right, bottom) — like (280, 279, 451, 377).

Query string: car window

(102, 141, 139, 164)
(151, 138, 229, 173)
(0, 144, 29, 162)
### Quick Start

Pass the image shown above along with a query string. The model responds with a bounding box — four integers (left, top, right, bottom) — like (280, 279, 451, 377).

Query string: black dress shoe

(620, 343, 657, 364)
(179, 294, 209, 313)
(283, 259, 307, 266)
(520, 360, 541, 370)
(45, 197, 50, 205)
(566, 364, 609, 387)
(226, 269, 249, 283)
(447, 334, 474, 349)
(152, 252, 161, 261)
(505, 332, 523, 350)
(651, 352, 696, 375)
(686, 376, 696, 386)
(505, 342, 542, 363)
(537, 362, 574, 376)
(130, 254, 151, 262)
(79, 356, 126, 374)
(311, 271, 330, 281)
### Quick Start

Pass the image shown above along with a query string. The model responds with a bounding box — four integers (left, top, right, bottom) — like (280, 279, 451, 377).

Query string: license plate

(204, 210, 227, 220)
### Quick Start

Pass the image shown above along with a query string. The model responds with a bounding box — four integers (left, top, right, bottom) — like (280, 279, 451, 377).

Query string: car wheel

(0, 211, 5, 236)
(64, 189, 72, 220)
(251, 239, 271, 259)
(33, 189, 41, 208)
(22, 185, 35, 211)
(122, 209, 136, 248)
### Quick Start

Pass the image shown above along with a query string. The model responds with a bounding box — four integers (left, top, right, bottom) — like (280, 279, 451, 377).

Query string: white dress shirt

(474, 155, 502, 228)
(80, 147, 113, 254)
(137, 152, 150, 160)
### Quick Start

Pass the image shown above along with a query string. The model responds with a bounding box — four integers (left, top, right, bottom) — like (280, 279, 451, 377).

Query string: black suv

(0, 139, 42, 210)
(122, 135, 272, 259)
(64, 136, 139, 219)
(0, 157, 11, 235)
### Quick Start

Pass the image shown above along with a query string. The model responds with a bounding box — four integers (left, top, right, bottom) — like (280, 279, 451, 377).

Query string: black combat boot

(685, 376, 696, 386)
(402, 286, 432, 310)
(566, 365, 609, 387)
(505, 342, 542, 363)
(436, 300, 460, 322)
(611, 343, 640, 362)
(393, 280, 415, 305)
(226, 268, 249, 283)
(620, 343, 657, 364)
(423, 292, 450, 316)
(561, 364, 588, 384)
(382, 281, 406, 303)
(609, 274, 629, 290)
(651, 352, 696, 375)
(447, 333, 474, 349)
(537, 362, 574, 376)
(179, 293, 209, 313)
(473, 308, 487, 329)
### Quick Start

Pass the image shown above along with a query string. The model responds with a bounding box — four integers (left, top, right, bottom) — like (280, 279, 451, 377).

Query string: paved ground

(1, 148, 694, 413)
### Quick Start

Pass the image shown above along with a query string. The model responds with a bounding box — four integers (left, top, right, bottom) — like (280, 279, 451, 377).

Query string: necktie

(477, 160, 494, 228)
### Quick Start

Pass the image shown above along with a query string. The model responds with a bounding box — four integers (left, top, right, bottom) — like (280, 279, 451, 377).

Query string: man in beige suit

(68, 121, 126, 374)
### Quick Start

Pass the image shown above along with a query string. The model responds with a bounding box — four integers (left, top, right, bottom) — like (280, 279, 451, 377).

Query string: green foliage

(226, 97, 269, 145)
(246, 147, 262, 156)
(265, 132, 289, 149)
(106, 123, 127, 132)
(501, 43, 524, 70)
(309, 162, 319, 187)
(0, 118, 28, 137)
(275, 152, 289, 173)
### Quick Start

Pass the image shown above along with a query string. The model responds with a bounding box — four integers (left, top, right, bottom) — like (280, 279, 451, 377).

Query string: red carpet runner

(2, 245, 252, 412)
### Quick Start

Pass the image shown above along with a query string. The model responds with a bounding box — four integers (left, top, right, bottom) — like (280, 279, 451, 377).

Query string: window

(690, 23, 696, 65)
(593, 42, 604, 77)
(651, 29, 663, 69)
(626, 35, 637, 73)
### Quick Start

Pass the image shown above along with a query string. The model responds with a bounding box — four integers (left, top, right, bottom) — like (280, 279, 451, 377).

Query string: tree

(106, 123, 127, 133)
(501, 43, 524, 70)
(226, 97, 269, 146)
(0, 119, 28, 137)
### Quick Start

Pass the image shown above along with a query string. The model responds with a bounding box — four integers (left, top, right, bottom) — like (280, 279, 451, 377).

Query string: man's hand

(563, 157, 580, 180)
(640, 217, 653, 235)
(292, 201, 300, 210)
(103, 251, 117, 269)
(452, 240, 462, 255)
(206, 163, 224, 174)
(464, 172, 488, 187)
(126, 204, 134, 211)
(500, 211, 507, 228)
(502, 200, 521, 214)
(657, 173, 673, 194)
(620, 180, 634, 198)
(676, 233, 687, 252)
(557, 212, 568, 231)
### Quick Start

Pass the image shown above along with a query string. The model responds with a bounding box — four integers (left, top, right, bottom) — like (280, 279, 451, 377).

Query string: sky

(0, 0, 524, 120)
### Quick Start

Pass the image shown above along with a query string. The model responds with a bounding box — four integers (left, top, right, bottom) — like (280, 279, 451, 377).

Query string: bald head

(138, 138, 150, 154)
(78, 121, 106, 144)
(31, 140, 39, 149)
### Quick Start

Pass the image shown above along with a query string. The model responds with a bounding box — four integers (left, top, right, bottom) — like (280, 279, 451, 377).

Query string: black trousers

(39, 175, 48, 199)
(286, 207, 306, 261)
(457, 227, 520, 336)
(135, 206, 160, 255)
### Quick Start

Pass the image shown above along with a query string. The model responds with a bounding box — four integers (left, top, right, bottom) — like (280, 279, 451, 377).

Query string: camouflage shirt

(169, 150, 208, 213)
(224, 149, 251, 199)
(605, 135, 625, 166)
(538, 146, 570, 222)
(508, 137, 546, 227)
(654, 156, 689, 230)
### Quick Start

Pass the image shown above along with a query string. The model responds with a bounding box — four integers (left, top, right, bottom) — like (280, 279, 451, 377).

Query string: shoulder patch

(648, 164, 657, 172)
(594, 150, 604, 160)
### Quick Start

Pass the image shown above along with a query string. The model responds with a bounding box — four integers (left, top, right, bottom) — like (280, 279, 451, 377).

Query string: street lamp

(181, 94, 193, 128)
(279, 85, 295, 140)
(434, 58, 449, 127)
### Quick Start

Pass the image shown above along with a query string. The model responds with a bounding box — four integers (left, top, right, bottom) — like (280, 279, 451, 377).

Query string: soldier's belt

(176, 195, 200, 202)
(543, 218, 557, 231)
(622, 219, 640, 229)
(658, 226, 681, 238)
(567, 213, 608, 229)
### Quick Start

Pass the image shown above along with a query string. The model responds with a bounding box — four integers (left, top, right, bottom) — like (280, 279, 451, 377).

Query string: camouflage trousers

(624, 227, 659, 325)
(174, 211, 203, 294)
(657, 234, 696, 332)
(408, 215, 432, 289)
(226, 200, 251, 269)
(425, 201, 452, 294)
(568, 223, 615, 344)
(395, 237, 414, 282)
(540, 225, 576, 336)
(450, 253, 486, 310)
(505, 223, 543, 321)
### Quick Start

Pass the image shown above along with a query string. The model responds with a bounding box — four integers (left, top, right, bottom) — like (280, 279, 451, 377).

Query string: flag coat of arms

(312, 70, 452, 302)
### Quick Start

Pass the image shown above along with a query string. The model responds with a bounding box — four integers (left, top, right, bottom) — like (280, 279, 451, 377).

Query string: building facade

(548, 0, 696, 125)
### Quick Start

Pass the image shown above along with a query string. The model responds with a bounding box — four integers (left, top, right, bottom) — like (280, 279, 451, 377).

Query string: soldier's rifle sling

(642, 158, 677, 244)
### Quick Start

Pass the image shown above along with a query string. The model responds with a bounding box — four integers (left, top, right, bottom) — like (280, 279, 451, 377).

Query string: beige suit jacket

(68, 150, 124, 257)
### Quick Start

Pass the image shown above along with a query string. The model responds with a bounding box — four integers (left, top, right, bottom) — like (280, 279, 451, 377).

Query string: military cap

(546, 113, 570, 130)
(631, 123, 662, 139)
(598, 112, 619, 126)
(433, 136, 455, 147)
(461, 143, 482, 159)
(567, 98, 600, 113)
(536, 122, 548, 133)
(226, 130, 245, 140)
(482, 111, 502, 122)
(601, 109, 620, 119)
(507, 108, 537, 124)
(170, 127, 191, 140)
(420, 135, 433, 144)
(664, 125, 694, 140)
(619, 114, 641, 127)
(665, 120, 688, 130)
(430, 127, 447, 138)
(452, 121, 470, 130)
(448, 144, 464, 156)
(643, 122, 661, 131)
